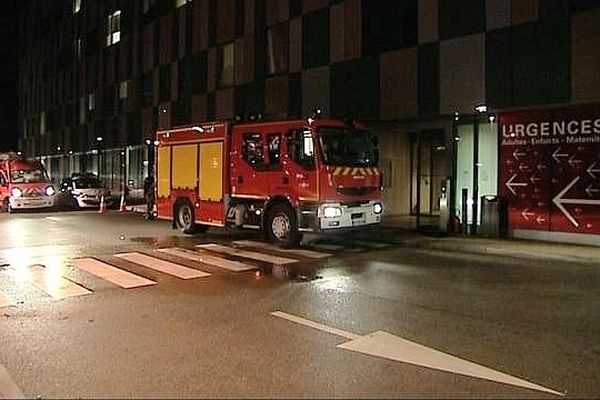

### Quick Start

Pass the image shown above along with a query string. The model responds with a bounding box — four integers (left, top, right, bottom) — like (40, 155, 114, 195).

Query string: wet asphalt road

(0, 210, 599, 398)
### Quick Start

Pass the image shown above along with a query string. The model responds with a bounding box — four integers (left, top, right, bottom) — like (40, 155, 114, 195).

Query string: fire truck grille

(22, 188, 44, 198)
(337, 186, 377, 196)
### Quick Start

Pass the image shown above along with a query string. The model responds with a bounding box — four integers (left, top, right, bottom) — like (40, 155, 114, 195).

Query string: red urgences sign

(498, 104, 600, 235)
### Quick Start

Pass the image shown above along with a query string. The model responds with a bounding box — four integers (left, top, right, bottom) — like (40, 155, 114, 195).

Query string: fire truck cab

(155, 117, 383, 247)
(0, 152, 56, 212)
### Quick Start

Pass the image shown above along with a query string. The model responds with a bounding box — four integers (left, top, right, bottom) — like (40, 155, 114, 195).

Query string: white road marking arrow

(271, 311, 563, 396)
(536, 216, 547, 225)
(530, 174, 541, 184)
(552, 147, 569, 163)
(518, 164, 530, 172)
(505, 174, 528, 196)
(585, 184, 600, 197)
(521, 208, 535, 221)
(537, 163, 547, 171)
(513, 149, 526, 160)
(587, 162, 600, 179)
(553, 176, 600, 228)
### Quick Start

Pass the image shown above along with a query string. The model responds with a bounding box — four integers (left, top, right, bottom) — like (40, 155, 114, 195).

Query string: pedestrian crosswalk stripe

(28, 265, 92, 300)
(115, 252, 211, 279)
(0, 290, 14, 309)
(157, 248, 255, 272)
(71, 258, 156, 289)
(196, 243, 298, 265)
(233, 240, 332, 259)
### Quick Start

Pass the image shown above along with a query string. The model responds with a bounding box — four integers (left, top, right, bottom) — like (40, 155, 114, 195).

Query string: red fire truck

(1, 152, 56, 212)
(155, 116, 383, 247)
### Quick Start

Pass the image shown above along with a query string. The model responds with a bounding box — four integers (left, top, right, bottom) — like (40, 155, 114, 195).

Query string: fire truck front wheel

(267, 204, 301, 248)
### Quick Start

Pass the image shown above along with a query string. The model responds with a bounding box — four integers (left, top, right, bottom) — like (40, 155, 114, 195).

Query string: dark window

(302, 8, 329, 68)
(290, 0, 302, 17)
(159, 64, 171, 102)
(331, 57, 380, 120)
(438, 0, 484, 39)
(235, 0, 245, 37)
(571, 0, 600, 12)
(191, 51, 208, 93)
(418, 42, 439, 116)
(142, 72, 154, 106)
(362, 0, 417, 55)
(179, 56, 192, 97)
(242, 132, 265, 168)
(511, 18, 570, 106)
(286, 129, 315, 170)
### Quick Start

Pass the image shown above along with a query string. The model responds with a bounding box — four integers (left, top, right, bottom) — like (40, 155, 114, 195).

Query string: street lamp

(471, 105, 488, 235)
(94, 136, 105, 179)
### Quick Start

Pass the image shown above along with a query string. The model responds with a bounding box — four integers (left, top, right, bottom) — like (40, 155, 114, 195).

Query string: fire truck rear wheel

(1, 198, 8, 213)
(175, 201, 197, 234)
(267, 204, 301, 248)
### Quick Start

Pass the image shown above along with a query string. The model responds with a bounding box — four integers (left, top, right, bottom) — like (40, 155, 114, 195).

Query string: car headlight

(11, 188, 22, 198)
(373, 203, 383, 214)
(323, 206, 342, 218)
(45, 186, 56, 196)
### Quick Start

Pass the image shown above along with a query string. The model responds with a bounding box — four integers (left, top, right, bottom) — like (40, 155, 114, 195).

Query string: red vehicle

(155, 116, 383, 247)
(0, 152, 56, 212)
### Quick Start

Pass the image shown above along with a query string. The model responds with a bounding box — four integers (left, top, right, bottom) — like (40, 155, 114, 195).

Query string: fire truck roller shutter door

(172, 145, 198, 190)
(157, 146, 171, 199)
(199, 142, 223, 201)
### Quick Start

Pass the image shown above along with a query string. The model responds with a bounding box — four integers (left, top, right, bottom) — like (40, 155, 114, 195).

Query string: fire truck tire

(175, 200, 197, 234)
(1, 198, 8, 213)
(267, 204, 301, 248)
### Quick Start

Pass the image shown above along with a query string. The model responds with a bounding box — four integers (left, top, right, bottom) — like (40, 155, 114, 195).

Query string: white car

(61, 174, 113, 209)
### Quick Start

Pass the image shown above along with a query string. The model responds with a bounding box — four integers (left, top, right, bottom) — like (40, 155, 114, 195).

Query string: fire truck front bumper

(9, 196, 55, 210)
(317, 200, 382, 231)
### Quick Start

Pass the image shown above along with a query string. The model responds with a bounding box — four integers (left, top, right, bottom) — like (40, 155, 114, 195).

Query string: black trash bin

(480, 195, 507, 238)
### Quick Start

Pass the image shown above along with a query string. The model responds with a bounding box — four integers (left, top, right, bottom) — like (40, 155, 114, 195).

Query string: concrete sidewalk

(369, 216, 600, 267)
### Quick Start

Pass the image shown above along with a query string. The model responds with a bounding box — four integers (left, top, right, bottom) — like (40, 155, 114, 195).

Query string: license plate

(352, 218, 366, 226)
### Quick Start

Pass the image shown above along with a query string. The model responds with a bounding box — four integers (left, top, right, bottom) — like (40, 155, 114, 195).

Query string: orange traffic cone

(118, 194, 126, 212)
(98, 195, 106, 213)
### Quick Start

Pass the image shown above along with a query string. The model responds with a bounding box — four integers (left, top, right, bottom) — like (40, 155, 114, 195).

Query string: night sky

(0, 0, 20, 152)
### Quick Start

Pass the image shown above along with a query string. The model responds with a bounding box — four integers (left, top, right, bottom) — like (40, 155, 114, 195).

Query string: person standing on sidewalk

(143, 175, 155, 220)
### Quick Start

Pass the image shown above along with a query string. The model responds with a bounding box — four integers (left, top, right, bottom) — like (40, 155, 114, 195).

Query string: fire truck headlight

(45, 186, 56, 196)
(373, 203, 383, 215)
(323, 206, 342, 218)
(11, 188, 22, 198)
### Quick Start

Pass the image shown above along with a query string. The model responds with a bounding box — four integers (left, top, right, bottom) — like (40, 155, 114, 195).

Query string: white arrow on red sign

(586, 184, 599, 197)
(587, 162, 600, 179)
(512, 149, 526, 160)
(568, 155, 582, 167)
(553, 176, 600, 228)
(505, 174, 528, 196)
(536, 215, 547, 225)
(521, 208, 535, 221)
(552, 147, 569, 163)
(530, 174, 541, 184)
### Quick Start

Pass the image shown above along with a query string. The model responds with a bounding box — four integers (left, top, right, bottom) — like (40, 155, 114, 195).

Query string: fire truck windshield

(9, 168, 49, 183)
(318, 127, 378, 167)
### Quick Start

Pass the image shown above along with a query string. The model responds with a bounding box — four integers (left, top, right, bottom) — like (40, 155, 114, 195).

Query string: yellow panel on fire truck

(199, 142, 223, 201)
(157, 146, 171, 198)
(172, 145, 198, 190)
